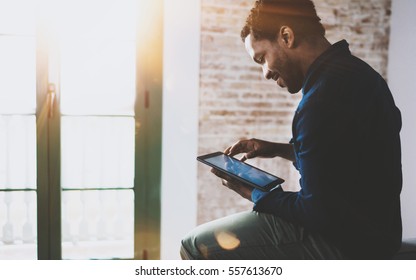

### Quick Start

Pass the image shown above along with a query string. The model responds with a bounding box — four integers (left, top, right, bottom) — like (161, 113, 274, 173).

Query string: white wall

(161, 0, 200, 259)
(388, 0, 416, 239)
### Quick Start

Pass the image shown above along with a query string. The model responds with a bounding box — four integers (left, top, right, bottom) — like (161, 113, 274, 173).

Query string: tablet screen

(203, 153, 281, 189)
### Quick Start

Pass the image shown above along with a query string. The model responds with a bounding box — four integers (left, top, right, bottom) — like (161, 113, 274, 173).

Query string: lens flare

(214, 230, 241, 251)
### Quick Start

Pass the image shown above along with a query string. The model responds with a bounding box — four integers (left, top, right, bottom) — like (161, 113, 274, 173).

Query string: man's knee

(180, 231, 203, 260)
(179, 211, 266, 260)
(180, 237, 194, 260)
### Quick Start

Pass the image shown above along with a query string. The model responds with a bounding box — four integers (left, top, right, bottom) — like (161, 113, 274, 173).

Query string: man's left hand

(211, 168, 254, 201)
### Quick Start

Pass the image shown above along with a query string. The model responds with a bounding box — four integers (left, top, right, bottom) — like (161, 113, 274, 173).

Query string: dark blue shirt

(253, 40, 402, 259)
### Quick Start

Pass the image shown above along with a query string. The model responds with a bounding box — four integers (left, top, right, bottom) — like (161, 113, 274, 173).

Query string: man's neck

(297, 37, 331, 77)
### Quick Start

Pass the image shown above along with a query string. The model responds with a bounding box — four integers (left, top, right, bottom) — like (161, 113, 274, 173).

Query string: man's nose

(262, 66, 273, 80)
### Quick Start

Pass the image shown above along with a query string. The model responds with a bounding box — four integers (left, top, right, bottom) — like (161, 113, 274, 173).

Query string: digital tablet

(197, 151, 284, 192)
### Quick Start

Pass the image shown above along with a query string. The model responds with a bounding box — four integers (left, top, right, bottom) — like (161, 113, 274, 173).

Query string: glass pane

(0, 36, 36, 115)
(60, 39, 136, 116)
(55, 0, 137, 40)
(0, 191, 37, 259)
(0, 116, 37, 189)
(0, 0, 36, 35)
(61, 189, 134, 259)
(61, 116, 135, 189)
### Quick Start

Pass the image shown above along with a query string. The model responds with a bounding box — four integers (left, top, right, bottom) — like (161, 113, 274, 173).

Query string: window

(0, 0, 37, 259)
(0, 0, 163, 259)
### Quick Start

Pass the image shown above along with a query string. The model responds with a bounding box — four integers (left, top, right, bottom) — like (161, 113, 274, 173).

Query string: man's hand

(211, 168, 254, 201)
(224, 138, 296, 162)
(224, 138, 279, 161)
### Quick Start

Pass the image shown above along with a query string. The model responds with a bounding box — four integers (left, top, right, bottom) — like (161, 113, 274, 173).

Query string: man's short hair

(241, 0, 325, 42)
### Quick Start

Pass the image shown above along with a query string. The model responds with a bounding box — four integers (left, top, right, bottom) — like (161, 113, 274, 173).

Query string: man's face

(244, 34, 302, 94)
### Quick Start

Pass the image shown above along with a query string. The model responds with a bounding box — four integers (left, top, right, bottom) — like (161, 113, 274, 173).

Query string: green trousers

(181, 210, 343, 260)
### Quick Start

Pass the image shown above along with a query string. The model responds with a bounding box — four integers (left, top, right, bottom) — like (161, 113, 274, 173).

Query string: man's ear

(278, 26, 295, 48)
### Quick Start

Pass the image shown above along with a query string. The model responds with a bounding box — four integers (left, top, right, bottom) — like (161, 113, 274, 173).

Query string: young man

(181, 0, 402, 259)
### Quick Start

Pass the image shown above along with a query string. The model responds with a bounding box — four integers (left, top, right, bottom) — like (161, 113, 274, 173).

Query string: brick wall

(197, 0, 392, 224)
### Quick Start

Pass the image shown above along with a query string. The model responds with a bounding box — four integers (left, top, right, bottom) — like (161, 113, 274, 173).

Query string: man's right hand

(224, 138, 278, 161)
(224, 138, 296, 162)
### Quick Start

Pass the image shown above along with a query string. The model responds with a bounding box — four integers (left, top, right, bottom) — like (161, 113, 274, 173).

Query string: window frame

(33, 0, 163, 260)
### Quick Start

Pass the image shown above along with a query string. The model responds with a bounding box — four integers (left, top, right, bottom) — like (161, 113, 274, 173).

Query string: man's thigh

(181, 210, 343, 260)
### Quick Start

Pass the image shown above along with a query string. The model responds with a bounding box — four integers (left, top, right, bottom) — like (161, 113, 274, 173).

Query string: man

(181, 0, 402, 259)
